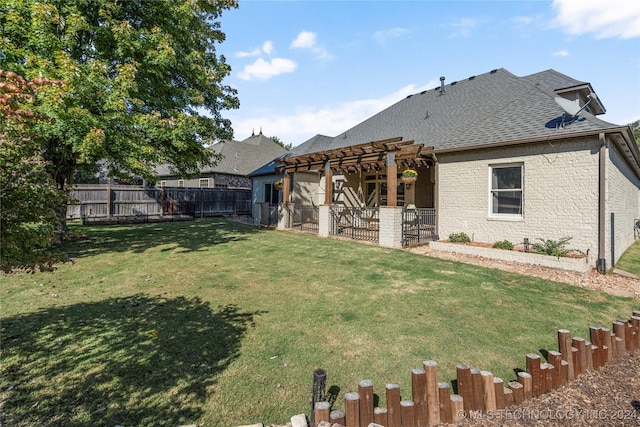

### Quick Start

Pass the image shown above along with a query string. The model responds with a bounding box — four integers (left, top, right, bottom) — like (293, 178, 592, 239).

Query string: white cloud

(552, 0, 640, 39)
(231, 81, 437, 145)
(553, 49, 569, 57)
(373, 27, 410, 45)
(236, 41, 275, 58)
(291, 31, 317, 49)
(290, 31, 335, 60)
(237, 58, 297, 81)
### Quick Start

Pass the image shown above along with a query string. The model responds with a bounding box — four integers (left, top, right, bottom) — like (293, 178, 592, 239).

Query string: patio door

(366, 174, 404, 206)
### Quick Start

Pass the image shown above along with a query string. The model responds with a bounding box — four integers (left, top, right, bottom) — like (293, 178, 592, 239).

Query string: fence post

(525, 354, 541, 397)
(314, 402, 331, 425)
(493, 378, 505, 410)
(557, 329, 574, 380)
(344, 392, 360, 427)
(480, 371, 496, 413)
(423, 360, 440, 426)
(508, 381, 524, 405)
(373, 407, 388, 426)
(456, 365, 473, 413)
(437, 383, 452, 424)
(400, 400, 415, 427)
(330, 409, 345, 426)
(450, 395, 464, 422)
(411, 368, 428, 427)
(358, 380, 374, 427)
(517, 372, 532, 400)
(106, 184, 112, 219)
(470, 368, 483, 411)
(385, 383, 401, 427)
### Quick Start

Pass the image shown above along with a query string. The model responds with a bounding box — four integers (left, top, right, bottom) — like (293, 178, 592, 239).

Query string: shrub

(449, 232, 471, 243)
(531, 237, 574, 257)
(493, 240, 513, 250)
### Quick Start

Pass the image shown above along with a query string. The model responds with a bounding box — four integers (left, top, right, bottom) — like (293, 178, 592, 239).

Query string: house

(156, 131, 288, 189)
(273, 68, 640, 272)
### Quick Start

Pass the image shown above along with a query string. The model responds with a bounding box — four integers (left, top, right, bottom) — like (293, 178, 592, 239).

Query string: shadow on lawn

(1, 294, 265, 427)
(64, 218, 263, 259)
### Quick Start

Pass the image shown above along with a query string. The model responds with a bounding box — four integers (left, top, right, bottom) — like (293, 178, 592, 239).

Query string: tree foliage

(1, 0, 240, 189)
(0, 70, 68, 272)
(631, 119, 640, 147)
(269, 135, 292, 151)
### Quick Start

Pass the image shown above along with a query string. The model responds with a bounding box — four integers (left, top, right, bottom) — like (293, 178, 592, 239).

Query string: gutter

(597, 132, 607, 274)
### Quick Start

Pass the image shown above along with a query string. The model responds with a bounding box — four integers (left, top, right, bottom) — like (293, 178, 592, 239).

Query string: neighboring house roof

(249, 134, 334, 177)
(293, 68, 622, 155)
(157, 133, 288, 177)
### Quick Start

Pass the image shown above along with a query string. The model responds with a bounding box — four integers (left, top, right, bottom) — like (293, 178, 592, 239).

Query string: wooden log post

(470, 368, 484, 411)
(437, 383, 452, 424)
(547, 350, 562, 389)
(456, 365, 473, 413)
(386, 383, 401, 427)
(480, 371, 496, 413)
(508, 381, 524, 405)
(615, 337, 625, 358)
(358, 380, 374, 427)
(450, 395, 464, 422)
(632, 316, 640, 351)
(613, 322, 627, 356)
(400, 400, 415, 427)
(589, 326, 602, 369)
(585, 342, 594, 371)
(546, 363, 556, 392)
(493, 378, 505, 410)
(625, 321, 634, 353)
(560, 360, 569, 385)
(504, 387, 514, 408)
(374, 407, 388, 426)
(423, 361, 440, 426)
(525, 354, 542, 397)
(572, 337, 586, 377)
(411, 368, 428, 427)
(517, 372, 532, 400)
(539, 363, 548, 394)
(330, 409, 346, 426)
(601, 328, 613, 363)
(558, 329, 574, 380)
(314, 402, 331, 425)
(344, 392, 360, 427)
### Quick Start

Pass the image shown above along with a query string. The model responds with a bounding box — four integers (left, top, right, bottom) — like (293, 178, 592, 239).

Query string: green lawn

(1, 218, 637, 426)
(615, 239, 640, 275)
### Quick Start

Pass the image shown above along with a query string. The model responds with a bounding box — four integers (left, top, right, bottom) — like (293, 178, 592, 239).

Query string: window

(264, 183, 279, 205)
(490, 164, 523, 216)
(199, 178, 209, 188)
(178, 179, 185, 188)
(159, 180, 166, 187)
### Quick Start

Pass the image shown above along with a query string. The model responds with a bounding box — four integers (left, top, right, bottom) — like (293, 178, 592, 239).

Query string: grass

(1, 218, 638, 426)
(615, 239, 640, 275)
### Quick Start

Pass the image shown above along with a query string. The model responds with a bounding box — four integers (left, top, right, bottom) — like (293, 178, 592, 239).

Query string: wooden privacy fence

(311, 310, 640, 427)
(67, 185, 251, 222)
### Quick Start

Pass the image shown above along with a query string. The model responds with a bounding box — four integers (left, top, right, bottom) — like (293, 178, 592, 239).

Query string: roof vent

(406, 94, 413, 99)
(490, 69, 497, 74)
(440, 76, 445, 94)
(420, 90, 427, 95)
(451, 81, 457, 86)
(468, 75, 475, 81)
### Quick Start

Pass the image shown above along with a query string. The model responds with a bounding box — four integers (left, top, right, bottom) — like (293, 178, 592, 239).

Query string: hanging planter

(401, 169, 418, 186)
(274, 179, 284, 191)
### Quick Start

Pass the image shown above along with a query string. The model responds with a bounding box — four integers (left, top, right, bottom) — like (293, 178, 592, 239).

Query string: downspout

(597, 133, 607, 274)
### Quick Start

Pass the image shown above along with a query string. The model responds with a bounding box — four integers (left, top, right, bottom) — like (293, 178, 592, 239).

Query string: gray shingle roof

(292, 68, 621, 156)
(157, 133, 288, 177)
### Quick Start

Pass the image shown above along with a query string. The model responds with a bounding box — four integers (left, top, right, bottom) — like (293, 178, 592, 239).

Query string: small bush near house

(449, 232, 471, 243)
(493, 240, 514, 250)
(531, 236, 575, 257)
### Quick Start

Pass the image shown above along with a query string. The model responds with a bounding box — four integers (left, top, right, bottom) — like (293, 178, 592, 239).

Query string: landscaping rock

(290, 414, 307, 427)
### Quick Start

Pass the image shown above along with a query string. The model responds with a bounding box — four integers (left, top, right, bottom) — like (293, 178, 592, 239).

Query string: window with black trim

(490, 164, 523, 216)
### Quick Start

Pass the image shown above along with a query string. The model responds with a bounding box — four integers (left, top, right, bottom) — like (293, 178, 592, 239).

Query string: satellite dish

(554, 97, 581, 116)
(554, 94, 593, 119)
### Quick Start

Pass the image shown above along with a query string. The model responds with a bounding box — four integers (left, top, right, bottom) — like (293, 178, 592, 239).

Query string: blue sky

(218, 0, 640, 146)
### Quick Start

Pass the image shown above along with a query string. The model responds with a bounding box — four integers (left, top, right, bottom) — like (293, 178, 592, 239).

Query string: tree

(270, 135, 293, 151)
(0, 70, 68, 272)
(630, 119, 640, 147)
(1, 0, 240, 224)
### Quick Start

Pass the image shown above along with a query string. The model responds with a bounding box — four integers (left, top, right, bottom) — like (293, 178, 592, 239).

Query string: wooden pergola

(276, 137, 435, 206)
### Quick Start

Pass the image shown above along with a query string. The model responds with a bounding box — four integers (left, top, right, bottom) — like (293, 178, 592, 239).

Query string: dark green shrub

(531, 237, 573, 257)
(449, 232, 471, 243)
(492, 240, 513, 250)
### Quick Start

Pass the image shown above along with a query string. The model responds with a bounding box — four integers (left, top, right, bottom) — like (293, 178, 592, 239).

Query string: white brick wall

(606, 142, 640, 265)
(437, 138, 600, 258)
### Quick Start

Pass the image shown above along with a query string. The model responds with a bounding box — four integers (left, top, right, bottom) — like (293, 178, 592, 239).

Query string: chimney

(440, 76, 445, 94)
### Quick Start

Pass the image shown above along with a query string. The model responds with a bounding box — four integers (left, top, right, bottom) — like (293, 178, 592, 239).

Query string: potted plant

(274, 179, 284, 190)
(401, 169, 418, 186)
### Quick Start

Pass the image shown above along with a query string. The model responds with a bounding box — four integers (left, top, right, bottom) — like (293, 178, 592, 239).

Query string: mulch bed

(456, 353, 640, 426)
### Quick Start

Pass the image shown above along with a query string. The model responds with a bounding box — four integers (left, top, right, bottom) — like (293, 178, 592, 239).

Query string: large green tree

(1, 0, 239, 190)
(631, 119, 640, 147)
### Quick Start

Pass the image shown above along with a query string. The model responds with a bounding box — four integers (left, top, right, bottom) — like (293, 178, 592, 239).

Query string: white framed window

(489, 164, 523, 217)
(159, 180, 166, 187)
(178, 179, 185, 188)
(199, 178, 209, 188)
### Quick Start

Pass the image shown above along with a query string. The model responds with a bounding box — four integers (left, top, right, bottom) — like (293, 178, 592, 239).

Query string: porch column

(283, 172, 291, 204)
(387, 153, 398, 206)
(324, 161, 333, 205)
(318, 204, 331, 237)
(379, 206, 403, 248)
(277, 202, 293, 229)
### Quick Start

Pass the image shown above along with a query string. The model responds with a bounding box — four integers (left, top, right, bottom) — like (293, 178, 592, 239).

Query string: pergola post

(283, 172, 291, 203)
(324, 161, 333, 205)
(386, 153, 397, 207)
